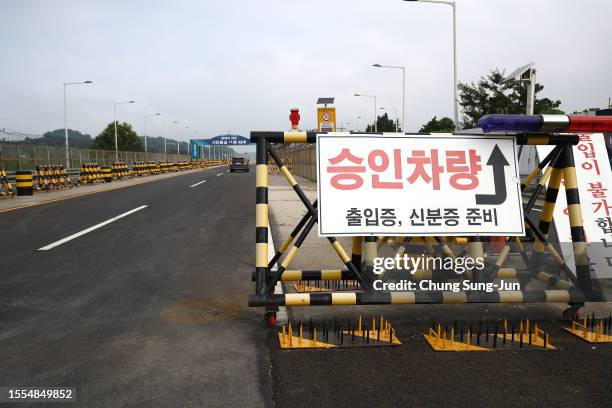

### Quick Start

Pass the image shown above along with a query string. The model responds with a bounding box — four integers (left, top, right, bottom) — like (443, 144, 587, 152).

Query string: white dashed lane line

(38, 205, 148, 251)
(189, 180, 207, 188)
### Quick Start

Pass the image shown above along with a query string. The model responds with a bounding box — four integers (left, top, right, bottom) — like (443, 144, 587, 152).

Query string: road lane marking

(226, 170, 230, 173)
(38, 205, 148, 251)
(189, 180, 207, 188)
(216, 172, 224, 176)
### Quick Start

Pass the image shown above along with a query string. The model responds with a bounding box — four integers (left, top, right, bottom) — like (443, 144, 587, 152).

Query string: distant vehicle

(230, 157, 249, 172)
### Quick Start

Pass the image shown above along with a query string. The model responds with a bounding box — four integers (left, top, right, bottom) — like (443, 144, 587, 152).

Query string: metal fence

(0, 142, 190, 171)
(275, 144, 317, 181)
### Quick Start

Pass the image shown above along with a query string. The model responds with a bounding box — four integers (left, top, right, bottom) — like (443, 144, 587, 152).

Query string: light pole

(143, 113, 160, 157)
(165, 120, 178, 162)
(380, 107, 400, 131)
(356, 116, 363, 132)
(354, 93, 377, 132)
(113, 100, 135, 162)
(404, 0, 458, 130)
(373, 64, 405, 131)
(63, 80, 92, 169)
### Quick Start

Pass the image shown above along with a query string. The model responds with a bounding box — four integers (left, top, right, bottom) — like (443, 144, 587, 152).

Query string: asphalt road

(0, 165, 273, 407)
(2, 164, 610, 408)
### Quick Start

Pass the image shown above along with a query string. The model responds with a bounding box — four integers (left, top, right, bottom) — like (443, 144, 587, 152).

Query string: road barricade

(248, 127, 609, 326)
(0, 167, 15, 198)
(78, 163, 103, 184)
(15, 170, 34, 196)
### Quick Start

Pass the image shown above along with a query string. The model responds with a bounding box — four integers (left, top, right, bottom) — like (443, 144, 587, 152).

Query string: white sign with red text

(316, 134, 524, 236)
(537, 134, 612, 279)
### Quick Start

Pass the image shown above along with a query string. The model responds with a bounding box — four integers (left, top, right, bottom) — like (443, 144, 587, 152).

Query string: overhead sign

(317, 107, 336, 132)
(208, 135, 251, 145)
(537, 134, 612, 279)
(316, 134, 524, 236)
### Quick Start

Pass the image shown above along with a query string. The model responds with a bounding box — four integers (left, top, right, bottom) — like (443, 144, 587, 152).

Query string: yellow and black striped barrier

(101, 166, 113, 183)
(0, 167, 15, 198)
(15, 170, 34, 196)
(248, 130, 602, 326)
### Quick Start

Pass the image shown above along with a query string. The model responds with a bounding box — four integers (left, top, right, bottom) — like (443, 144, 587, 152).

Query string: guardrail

(0, 142, 190, 172)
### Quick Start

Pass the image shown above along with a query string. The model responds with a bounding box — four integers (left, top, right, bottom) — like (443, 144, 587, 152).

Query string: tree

(23, 129, 92, 148)
(365, 113, 399, 132)
(419, 116, 454, 133)
(458, 69, 563, 129)
(570, 107, 600, 115)
(92, 121, 143, 152)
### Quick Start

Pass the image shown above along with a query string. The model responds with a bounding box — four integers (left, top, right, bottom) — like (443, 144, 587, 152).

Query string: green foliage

(365, 113, 400, 132)
(419, 116, 455, 133)
(570, 107, 600, 115)
(92, 121, 143, 152)
(458, 69, 564, 129)
(22, 129, 92, 148)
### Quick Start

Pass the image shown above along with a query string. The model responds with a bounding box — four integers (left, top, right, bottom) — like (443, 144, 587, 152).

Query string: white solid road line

(38, 205, 148, 251)
(189, 180, 207, 188)
(216, 172, 224, 176)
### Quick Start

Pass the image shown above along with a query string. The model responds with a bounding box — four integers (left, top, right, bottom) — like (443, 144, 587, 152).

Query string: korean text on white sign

(316, 134, 524, 236)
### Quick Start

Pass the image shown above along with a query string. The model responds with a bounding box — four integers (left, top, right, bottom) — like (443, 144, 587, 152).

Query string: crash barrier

(248, 125, 611, 326)
(78, 163, 104, 185)
(112, 162, 130, 179)
(33, 165, 72, 191)
(15, 170, 34, 196)
(132, 162, 150, 176)
(0, 167, 15, 198)
(3, 159, 221, 197)
(424, 318, 555, 351)
(278, 315, 401, 349)
(101, 166, 113, 183)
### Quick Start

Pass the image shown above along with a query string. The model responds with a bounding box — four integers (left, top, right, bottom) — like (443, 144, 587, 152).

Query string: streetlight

(113, 100, 135, 161)
(404, 0, 458, 131)
(143, 113, 160, 155)
(63, 80, 92, 169)
(356, 116, 363, 132)
(373, 64, 405, 132)
(165, 120, 178, 161)
(354, 93, 377, 131)
(380, 107, 400, 131)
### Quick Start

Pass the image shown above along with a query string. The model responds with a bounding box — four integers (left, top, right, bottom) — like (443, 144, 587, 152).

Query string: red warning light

(567, 116, 612, 133)
(289, 108, 301, 129)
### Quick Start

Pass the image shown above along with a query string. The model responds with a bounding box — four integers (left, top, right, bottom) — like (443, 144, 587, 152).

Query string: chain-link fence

(275, 144, 316, 181)
(0, 142, 190, 171)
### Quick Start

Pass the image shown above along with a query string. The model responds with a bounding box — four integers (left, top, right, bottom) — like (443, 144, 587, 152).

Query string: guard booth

(249, 114, 612, 327)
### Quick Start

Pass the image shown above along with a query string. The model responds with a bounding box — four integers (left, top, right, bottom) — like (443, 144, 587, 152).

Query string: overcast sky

(1, 0, 611, 143)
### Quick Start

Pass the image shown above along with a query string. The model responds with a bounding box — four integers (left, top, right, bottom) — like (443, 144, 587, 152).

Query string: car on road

(229, 157, 249, 172)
